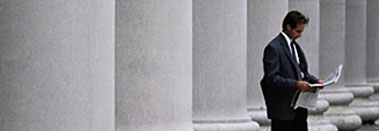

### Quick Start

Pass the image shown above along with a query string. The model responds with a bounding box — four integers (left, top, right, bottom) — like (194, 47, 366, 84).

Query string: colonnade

(0, 0, 378, 131)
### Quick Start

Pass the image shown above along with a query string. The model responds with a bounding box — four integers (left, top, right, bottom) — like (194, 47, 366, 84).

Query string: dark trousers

(271, 108, 308, 131)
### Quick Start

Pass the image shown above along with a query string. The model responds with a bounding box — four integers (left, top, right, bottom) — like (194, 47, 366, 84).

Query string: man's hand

(296, 81, 312, 91)
(316, 80, 324, 89)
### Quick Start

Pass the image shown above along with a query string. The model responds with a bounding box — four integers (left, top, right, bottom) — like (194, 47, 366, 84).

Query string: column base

(309, 99, 329, 115)
(193, 119, 259, 131)
(308, 124, 338, 131)
(345, 85, 379, 122)
(372, 83, 379, 92)
(247, 101, 337, 131)
(308, 115, 338, 131)
(345, 84, 374, 98)
(247, 107, 270, 126)
(249, 118, 338, 131)
(367, 81, 379, 87)
(308, 99, 338, 131)
(375, 119, 379, 125)
(370, 93, 379, 100)
(324, 106, 362, 130)
(349, 106, 379, 122)
(319, 88, 354, 105)
(368, 82, 379, 100)
(349, 98, 379, 122)
(258, 126, 270, 131)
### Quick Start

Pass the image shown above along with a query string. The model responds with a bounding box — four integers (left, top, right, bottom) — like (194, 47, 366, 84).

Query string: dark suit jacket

(260, 33, 319, 120)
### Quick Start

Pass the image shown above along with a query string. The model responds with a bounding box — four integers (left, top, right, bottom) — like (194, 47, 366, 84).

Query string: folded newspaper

(292, 64, 343, 109)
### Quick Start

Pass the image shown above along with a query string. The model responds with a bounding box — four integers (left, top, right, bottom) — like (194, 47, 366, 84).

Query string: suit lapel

(278, 34, 302, 80)
(278, 34, 299, 68)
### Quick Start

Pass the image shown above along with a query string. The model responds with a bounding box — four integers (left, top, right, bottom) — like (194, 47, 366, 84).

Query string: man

(260, 10, 324, 131)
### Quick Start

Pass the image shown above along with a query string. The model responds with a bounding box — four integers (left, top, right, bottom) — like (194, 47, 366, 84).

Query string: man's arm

(297, 44, 319, 84)
(298, 49, 324, 89)
(304, 73, 319, 84)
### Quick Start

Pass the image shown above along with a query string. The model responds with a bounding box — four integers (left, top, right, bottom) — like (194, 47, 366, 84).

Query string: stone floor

(357, 124, 379, 131)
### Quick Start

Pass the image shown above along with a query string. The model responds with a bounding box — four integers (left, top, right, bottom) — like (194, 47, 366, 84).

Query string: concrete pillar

(319, 0, 362, 130)
(115, 0, 193, 131)
(345, 0, 379, 123)
(289, 0, 319, 75)
(367, 0, 379, 100)
(0, 0, 114, 130)
(193, 0, 259, 130)
(289, 0, 337, 130)
(246, 0, 287, 130)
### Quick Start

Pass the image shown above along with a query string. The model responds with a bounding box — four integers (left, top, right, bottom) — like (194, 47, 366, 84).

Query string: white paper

(294, 88, 320, 109)
(311, 64, 343, 87)
(293, 64, 343, 109)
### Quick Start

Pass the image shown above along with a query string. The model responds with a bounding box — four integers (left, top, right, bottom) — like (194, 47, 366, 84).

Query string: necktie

(290, 41, 303, 108)
(291, 41, 302, 80)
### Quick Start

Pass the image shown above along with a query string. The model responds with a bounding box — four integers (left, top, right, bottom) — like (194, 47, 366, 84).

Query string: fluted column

(246, 0, 287, 130)
(367, 0, 379, 101)
(0, 0, 114, 130)
(319, 0, 362, 130)
(345, 0, 379, 123)
(193, 0, 259, 130)
(115, 0, 193, 131)
(289, 0, 337, 130)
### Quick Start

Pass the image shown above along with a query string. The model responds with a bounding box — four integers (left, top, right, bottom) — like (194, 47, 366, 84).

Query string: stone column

(289, 0, 337, 130)
(193, 0, 259, 130)
(115, 0, 193, 131)
(319, 0, 362, 130)
(345, 0, 379, 123)
(246, 0, 287, 130)
(367, 0, 379, 100)
(0, 0, 114, 131)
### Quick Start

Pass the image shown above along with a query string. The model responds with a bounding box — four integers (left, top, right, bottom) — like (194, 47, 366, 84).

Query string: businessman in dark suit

(260, 10, 324, 131)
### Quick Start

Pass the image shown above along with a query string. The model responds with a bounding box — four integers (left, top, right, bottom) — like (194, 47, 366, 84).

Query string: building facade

(0, 0, 378, 130)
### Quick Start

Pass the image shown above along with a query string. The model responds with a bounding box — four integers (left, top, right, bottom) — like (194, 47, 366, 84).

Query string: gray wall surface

(0, 0, 115, 130)
(115, 0, 193, 131)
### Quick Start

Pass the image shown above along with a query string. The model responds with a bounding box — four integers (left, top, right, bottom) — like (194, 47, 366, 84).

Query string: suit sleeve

(304, 74, 319, 84)
(263, 44, 298, 92)
(302, 62, 319, 84)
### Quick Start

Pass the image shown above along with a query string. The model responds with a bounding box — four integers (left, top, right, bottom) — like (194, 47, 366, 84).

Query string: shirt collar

(280, 31, 292, 46)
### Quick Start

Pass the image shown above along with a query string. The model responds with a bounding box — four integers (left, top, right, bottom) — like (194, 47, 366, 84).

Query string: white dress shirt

(281, 31, 304, 78)
(281, 31, 300, 64)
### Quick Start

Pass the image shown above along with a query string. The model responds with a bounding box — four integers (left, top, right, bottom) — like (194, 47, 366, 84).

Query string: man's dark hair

(282, 10, 309, 30)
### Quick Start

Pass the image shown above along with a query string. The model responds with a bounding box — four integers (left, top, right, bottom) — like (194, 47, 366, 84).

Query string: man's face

(286, 23, 305, 40)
